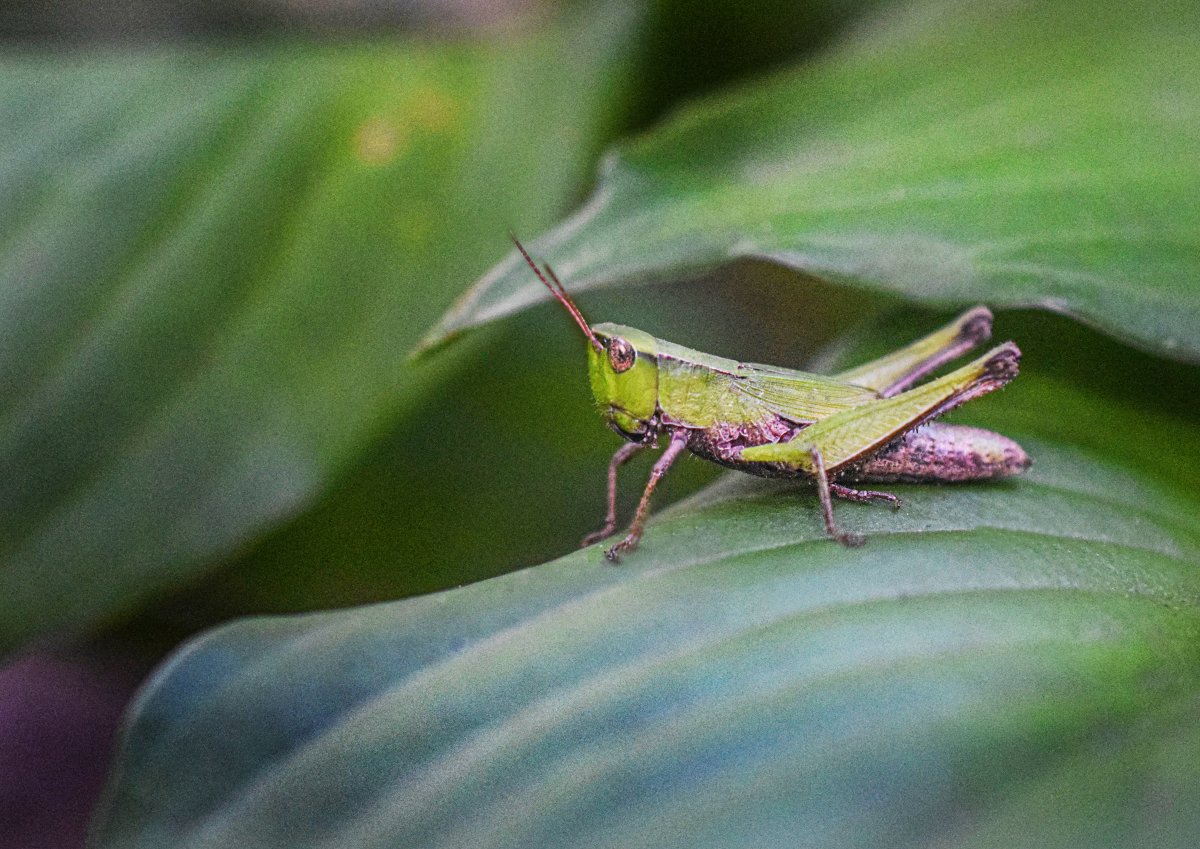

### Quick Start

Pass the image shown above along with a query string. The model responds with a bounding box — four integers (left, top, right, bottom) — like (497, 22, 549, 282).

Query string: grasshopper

(512, 238, 1030, 561)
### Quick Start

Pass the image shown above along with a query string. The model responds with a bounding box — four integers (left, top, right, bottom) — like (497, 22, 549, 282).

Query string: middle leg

(811, 448, 866, 547)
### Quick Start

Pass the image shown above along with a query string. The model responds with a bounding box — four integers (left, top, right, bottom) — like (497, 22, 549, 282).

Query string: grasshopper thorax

(589, 323, 659, 440)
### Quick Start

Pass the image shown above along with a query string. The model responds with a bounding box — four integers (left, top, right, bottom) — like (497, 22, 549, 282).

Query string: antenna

(510, 234, 603, 353)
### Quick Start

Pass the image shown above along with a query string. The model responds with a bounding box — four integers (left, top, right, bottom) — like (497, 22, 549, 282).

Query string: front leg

(606, 430, 689, 562)
(582, 441, 646, 547)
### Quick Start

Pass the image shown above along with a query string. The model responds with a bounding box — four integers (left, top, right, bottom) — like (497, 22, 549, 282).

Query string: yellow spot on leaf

(353, 117, 407, 166)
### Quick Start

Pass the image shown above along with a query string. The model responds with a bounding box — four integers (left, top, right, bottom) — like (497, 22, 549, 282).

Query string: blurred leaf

(0, 0, 649, 654)
(424, 0, 1200, 362)
(93, 308, 1200, 848)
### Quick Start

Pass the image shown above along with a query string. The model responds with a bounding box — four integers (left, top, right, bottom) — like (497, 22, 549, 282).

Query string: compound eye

(607, 337, 636, 373)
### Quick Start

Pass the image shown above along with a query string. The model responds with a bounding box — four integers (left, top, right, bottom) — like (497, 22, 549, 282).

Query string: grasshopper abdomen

(844, 422, 1030, 483)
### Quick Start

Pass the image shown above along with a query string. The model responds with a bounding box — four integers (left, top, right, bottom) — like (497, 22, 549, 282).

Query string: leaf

(422, 0, 1200, 362)
(0, 1, 649, 654)
(92, 310, 1200, 848)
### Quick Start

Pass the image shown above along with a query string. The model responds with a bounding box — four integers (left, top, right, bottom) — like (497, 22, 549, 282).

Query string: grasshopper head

(589, 323, 659, 440)
(510, 235, 659, 441)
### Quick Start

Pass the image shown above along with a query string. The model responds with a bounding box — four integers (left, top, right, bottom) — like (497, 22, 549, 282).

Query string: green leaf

(93, 311, 1200, 848)
(0, 2, 648, 654)
(423, 0, 1200, 362)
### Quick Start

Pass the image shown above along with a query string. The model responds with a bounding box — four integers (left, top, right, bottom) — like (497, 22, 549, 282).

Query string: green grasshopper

(512, 238, 1030, 561)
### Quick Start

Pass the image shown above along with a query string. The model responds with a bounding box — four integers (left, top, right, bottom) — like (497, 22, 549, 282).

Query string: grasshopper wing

(732, 362, 879, 423)
(734, 306, 992, 421)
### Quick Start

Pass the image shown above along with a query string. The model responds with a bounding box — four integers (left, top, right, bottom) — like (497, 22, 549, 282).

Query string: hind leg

(738, 342, 1021, 474)
(830, 483, 902, 509)
(735, 342, 1020, 545)
(835, 306, 993, 397)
